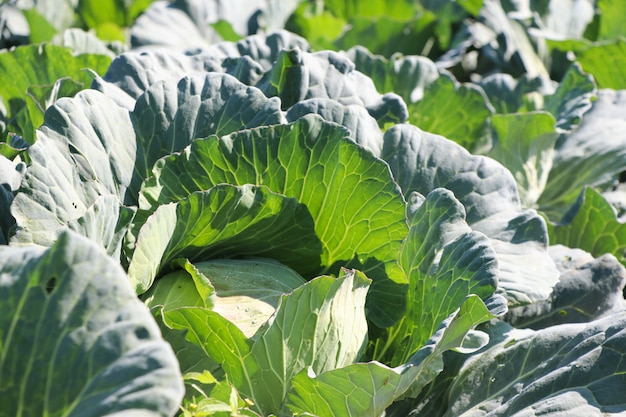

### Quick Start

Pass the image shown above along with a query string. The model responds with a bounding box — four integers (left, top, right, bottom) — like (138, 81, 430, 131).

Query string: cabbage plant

(2, 1, 626, 416)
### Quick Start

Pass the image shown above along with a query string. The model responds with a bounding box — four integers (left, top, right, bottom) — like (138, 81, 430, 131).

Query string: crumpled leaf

(0, 231, 184, 416)
(478, 63, 596, 132)
(540, 90, 626, 219)
(10, 90, 137, 248)
(66, 194, 136, 261)
(166, 268, 370, 416)
(131, 73, 283, 182)
(284, 294, 506, 417)
(347, 45, 495, 152)
(257, 47, 408, 125)
(11, 72, 285, 252)
(94, 30, 309, 108)
(543, 62, 596, 131)
(344, 45, 440, 103)
(507, 244, 626, 329)
(374, 188, 499, 366)
(438, 0, 549, 81)
(286, 97, 384, 156)
(382, 123, 559, 305)
(129, 184, 322, 293)
(445, 312, 626, 416)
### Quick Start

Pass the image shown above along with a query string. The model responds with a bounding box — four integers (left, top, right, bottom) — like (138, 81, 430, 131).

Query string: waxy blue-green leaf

(478, 63, 595, 132)
(286, 97, 384, 156)
(257, 48, 408, 125)
(488, 111, 559, 208)
(66, 194, 137, 261)
(166, 269, 370, 416)
(95, 30, 309, 108)
(539, 89, 626, 219)
(131, 73, 283, 182)
(446, 312, 626, 416)
(10, 90, 137, 248)
(382, 124, 558, 305)
(544, 62, 596, 131)
(51, 28, 118, 58)
(284, 294, 505, 417)
(129, 184, 322, 293)
(507, 245, 626, 329)
(0, 231, 184, 417)
(11, 72, 286, 252)
(345, 45, 440, 103)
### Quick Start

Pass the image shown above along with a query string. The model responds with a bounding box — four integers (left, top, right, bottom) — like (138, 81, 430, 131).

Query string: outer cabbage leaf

(478, 63, 596, 132)
(345, 46, 493, 152)
(11, 73, 283, 252)
(51, 28, 118, 58)
(445, 312, 626, 416)
(94, 30, 309, 108)
(257, 48, 408, 126)
(548, 186, 626, 266)
(129, 184, 322, 293)
(284, 294, 506, 417)
(131, 73, 283, 182)
(345, 45, 440, 103)
(528, 0, 595, 40)
(285, 98, 384, 156)
(66, 194, 137, 261)
(543, 62, 596, 131)
(507, 244, 626, 329)
(539, 90, 626, 219)
(13, 0, 78, 32)
(165, 269, 370, 416)
(373, 188, 499, 366)
(138, 115, 408, 324)
(437, 0, 549, 81)
(0, 231, 184, 416)
(382, 123, 559, 305)
(10, 90, 137, 248)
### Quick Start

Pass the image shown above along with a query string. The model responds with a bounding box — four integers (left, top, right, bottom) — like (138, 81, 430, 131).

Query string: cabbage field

(1, 0, 626, 416)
